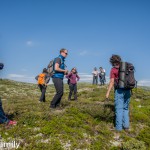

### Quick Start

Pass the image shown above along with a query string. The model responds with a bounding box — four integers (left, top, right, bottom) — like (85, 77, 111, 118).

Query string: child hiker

(66, 67, 80, 100)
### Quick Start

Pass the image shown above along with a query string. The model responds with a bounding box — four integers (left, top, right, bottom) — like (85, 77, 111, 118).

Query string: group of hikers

(0, 48, 136, 133)
(35, 49, 80, 104)
(92, 67, 106, 85)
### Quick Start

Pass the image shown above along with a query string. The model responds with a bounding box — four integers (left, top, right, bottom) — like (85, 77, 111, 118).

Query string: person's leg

(41, 85, 46, 102)
(74, 84, 77, 100)
(123, 90, 131, 129)
(100, 79, 102, 85)
(39, 85, 42, 102)
(115, 89, 124, 131)
(99, 78, 101, 85)
(93, 76, 95, 85)
(96, 76, 98, 85)
(102, 79, 104, 85)
(68, 84, 73, 100)
(56, 80, 64, 107)
(50, 78, 63, 108)
(0, 98, 9, 124)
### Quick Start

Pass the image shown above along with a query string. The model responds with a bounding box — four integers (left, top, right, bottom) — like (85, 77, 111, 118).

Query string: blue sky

(0, 0, 150, 86)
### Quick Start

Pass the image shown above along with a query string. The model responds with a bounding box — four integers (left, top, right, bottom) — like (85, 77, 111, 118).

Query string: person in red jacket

(106, 55, 131, 132)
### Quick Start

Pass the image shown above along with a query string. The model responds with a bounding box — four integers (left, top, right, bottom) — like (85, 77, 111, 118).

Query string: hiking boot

(50, 105, 56, 110)
(124, 128, 130, 133)
(124, 128, 129, 131)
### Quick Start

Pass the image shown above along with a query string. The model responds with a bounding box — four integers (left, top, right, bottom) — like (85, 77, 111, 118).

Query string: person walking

(106, 55, 131, 132)
(92, 67, 99, 85)
(66, 67, 80, 100)
(50, 48, 68, 109)
(0, 63, 17, 126)
(35, 68, 50, 102)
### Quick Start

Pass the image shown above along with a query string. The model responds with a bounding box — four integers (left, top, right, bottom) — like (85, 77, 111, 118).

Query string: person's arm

(45, 74, 50, 85)
(35, 75, 39, 81)
(106, 78, 114, 99)
(99, 73, 101, 78)
(76, 74, 80, 81)
(66, 72, 72, 79)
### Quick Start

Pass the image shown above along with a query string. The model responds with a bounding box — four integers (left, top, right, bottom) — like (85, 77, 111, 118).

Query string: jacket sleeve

(35, 75, 39, 81)
(76, 74, 80, 81)
(45, 74, 50, 84)
(66, 72, 72, 79)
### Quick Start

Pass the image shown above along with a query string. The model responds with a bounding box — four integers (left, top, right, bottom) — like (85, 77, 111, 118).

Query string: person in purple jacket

(66, 68, 80, 100)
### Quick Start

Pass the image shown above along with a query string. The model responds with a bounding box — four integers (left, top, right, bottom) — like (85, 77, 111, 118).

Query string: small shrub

(122, 138, 146, 150)
(137, 127, 150, 148)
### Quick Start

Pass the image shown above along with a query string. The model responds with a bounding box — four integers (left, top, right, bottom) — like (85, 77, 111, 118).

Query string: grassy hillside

(0, 79, 150, 150)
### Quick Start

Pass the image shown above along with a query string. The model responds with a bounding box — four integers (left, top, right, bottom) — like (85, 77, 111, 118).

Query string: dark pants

(68, 83, 77, 100)
(0, 98, 9, 124)
(93, 76, 98, 85)
(100, 78, 105, 85)
(39, 84, 47, 102)
(50, 78, 63, 108)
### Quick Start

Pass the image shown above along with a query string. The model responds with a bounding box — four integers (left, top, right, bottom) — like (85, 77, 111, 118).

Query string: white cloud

(9, 73, 150, 87)
(137, 80, 150, 87)
(79, 50, 88, 56)
(7, 73, 110, 84)
(26, 41, 33, 46)
(8, 74, 25, 78)
(78, 50, 101, 57)
(8, 74, 35, 83)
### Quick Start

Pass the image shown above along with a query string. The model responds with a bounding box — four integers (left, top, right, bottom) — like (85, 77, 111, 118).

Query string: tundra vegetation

(0, 79, 150, 150)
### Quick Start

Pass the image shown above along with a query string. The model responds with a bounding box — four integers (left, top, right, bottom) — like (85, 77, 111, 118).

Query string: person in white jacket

(92, 67, 99, 85)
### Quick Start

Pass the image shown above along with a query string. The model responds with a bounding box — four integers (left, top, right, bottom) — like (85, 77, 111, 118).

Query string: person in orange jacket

(35, 68, 50, 102)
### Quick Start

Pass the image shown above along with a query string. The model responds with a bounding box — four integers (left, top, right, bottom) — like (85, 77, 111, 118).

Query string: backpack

(67, 79, 70, 85)
(117, 62, 136, 89)
(38, 73, 46, 85)
(47, 60, 55, 76)
(47, 57, 63, 77)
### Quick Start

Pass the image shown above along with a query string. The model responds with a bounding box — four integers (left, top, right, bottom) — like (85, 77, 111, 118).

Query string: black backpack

(67, 78, 70, 85)
(116, 62, 136, 89)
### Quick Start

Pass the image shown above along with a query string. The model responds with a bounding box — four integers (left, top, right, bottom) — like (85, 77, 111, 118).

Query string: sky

(0, 0, 150, 86)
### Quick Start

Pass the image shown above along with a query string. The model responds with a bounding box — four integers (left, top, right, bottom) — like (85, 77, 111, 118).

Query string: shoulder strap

(57, 56, 67, 68)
